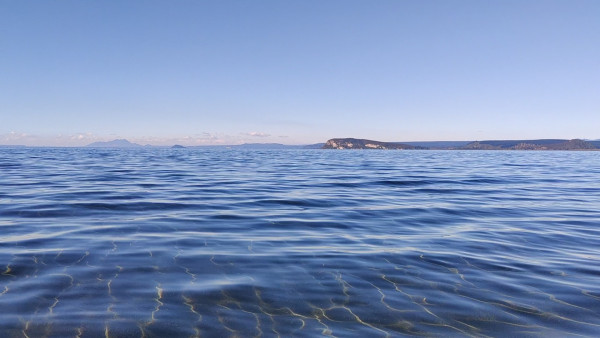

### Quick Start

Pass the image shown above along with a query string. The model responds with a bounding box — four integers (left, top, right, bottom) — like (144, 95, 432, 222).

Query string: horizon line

(2, 136, 599, 148)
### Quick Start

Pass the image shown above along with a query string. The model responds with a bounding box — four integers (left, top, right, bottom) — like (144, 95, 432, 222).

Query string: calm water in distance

(1, 148, 599, 337)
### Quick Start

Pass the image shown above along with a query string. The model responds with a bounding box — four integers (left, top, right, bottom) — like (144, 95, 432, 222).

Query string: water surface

(1, 148, 599, 336)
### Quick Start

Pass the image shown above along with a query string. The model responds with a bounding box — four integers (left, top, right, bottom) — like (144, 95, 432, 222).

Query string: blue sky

(2, 1, 599, 146)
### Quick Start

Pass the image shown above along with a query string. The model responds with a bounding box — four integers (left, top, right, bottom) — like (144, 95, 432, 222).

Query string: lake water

(1, 148, 599, 337)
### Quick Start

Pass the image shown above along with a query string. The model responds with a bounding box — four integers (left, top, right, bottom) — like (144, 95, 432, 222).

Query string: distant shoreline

(2, 137, 600, 150)
(322, 138, 600, 151)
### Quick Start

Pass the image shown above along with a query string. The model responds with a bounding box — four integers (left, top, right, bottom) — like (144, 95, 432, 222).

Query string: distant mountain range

(85, 140, 323, 149)
(323, 138, 599, 150)
(83, 138, 599, 150)
(461, 139, 597, 150)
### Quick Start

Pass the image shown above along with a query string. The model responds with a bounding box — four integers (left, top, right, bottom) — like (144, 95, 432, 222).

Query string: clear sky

(2, 1, 599, 146)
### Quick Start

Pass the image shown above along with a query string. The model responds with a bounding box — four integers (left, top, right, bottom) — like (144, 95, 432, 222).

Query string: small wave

(246, 198, 336, 208)
(268, 220, 350, 230)
(70, 202, 194, 212)
(413, 188, 462, 194)
(461, 178, 506, 184)
(373, 179, 439, 187)
(0, 162, 21, 169)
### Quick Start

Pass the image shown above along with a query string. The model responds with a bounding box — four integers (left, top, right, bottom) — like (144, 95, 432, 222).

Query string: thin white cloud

(70, 133, 96, 141)
(130, 132, 245, 146)
(243, 132, 271, 138)
(1, 132, 106, 146)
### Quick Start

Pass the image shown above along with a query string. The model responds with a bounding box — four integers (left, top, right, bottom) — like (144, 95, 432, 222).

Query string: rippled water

(1, 148, 599, 336)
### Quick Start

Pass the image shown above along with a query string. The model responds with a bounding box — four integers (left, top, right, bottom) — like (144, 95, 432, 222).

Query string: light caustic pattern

(1, 148, 600, 336)
(2, 244, 600, 337)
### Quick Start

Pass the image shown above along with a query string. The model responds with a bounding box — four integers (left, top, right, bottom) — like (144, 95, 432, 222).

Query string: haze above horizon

(2, 1, 599, 146)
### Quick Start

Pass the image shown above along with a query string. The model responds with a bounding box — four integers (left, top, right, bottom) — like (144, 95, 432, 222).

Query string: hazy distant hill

(322, 138, 423, 150)
(462, 139, 597, 150)
(588, 140, 600, 148)
(231, 143, 324, 149)
(303, 143, 326, 149)
(232, 143, 299, 149)
(403, 141, 471, 149)
(0, 145, 26, 148)
(86, 139, 142, 148)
